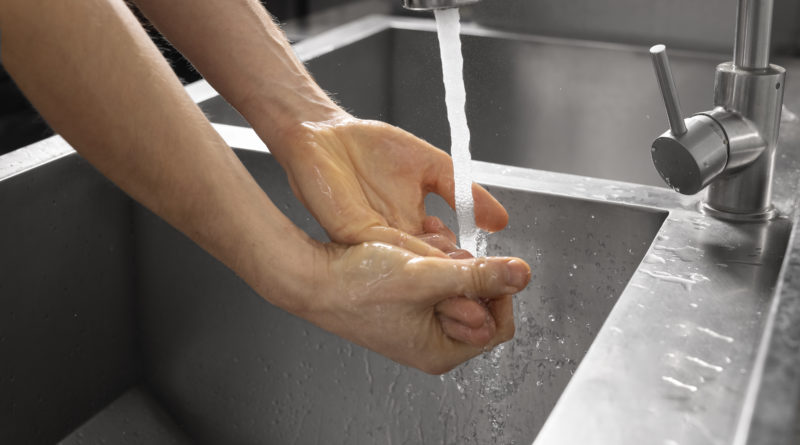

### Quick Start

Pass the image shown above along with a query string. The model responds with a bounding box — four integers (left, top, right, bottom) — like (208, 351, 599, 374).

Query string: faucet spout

(401, 0, 481, 11)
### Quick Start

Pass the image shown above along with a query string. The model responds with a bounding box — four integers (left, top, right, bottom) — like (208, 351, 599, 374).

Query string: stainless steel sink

(199, 16, 800, 189)
(3, 14, 800, 445)
(131, 150, 665, 445)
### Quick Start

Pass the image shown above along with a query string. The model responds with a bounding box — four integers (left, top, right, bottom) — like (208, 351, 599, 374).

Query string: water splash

(639, 269, 710, 290)
(696, 326, 735, 343)
(662, 376, 698, 392)
(685, 356, 724, 373)
(644, 254, 667, 264)
(782, 105, 799, 123)
(653, 245, 704, 262)
(435, 8, 485, 257)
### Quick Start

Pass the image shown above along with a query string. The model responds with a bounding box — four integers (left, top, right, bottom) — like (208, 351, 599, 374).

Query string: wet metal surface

(135, 150, 665, 444)
(196, 16, 800, 444)
(2, 14, 800, 445)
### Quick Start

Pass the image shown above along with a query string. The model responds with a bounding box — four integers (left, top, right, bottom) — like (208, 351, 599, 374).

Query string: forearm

(131, 0, 344, 151)
(0, 0, 320, 312)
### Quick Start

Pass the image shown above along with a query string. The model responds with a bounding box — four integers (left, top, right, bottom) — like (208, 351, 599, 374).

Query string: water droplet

(696, 326, 734, 343)
(662, 376, 698, 392)
(685, 356, 723, 373)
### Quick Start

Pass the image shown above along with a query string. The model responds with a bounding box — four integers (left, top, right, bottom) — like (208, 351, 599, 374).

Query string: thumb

(407, 256, 531, 304)
(352, 226, 449, 258)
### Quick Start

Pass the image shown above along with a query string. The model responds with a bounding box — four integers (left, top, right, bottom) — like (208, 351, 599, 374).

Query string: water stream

(435, 8, 486, 257)
(435, 9, 507, 443)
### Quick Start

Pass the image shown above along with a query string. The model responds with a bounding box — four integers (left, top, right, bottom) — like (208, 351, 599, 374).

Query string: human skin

(130, 0, 515, 342)
(0, 0, 530, 373)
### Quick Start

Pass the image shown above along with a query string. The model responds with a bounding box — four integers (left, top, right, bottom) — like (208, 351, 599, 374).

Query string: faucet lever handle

(650, 44, 688, 137)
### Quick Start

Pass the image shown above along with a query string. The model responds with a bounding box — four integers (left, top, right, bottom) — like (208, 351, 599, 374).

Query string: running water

(435, 8, 506, 444)
(434, 8, 486, 257)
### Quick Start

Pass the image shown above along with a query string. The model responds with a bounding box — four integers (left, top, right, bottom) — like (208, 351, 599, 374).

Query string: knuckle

(396, 231, 409, 248)
(499, 319, 516, 343)
(468, 258, 490, 295)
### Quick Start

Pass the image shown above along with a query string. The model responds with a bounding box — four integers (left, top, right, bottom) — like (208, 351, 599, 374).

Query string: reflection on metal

(649, 0, 786, 220)
(2, 14, 800, 445)
(401, 0, 480, 11)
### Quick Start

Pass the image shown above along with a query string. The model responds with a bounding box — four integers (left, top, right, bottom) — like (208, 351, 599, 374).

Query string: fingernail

(507, 259, 530, 289)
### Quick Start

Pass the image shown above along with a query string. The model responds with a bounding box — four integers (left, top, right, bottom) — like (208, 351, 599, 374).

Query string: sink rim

(3, 14, 800, 445)
(207, 120, 796, 445)
(217, 15, 800, 445)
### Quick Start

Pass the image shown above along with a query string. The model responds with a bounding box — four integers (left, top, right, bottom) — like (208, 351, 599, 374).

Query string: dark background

(2, 0, 800, 156)
(0, 0, 354, 155)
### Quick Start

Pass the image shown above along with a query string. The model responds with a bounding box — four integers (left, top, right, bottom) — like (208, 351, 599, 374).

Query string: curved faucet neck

(734, 0, 774, 70)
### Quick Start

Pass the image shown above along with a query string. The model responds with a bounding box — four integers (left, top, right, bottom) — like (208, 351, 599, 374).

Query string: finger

(429, 158, 509, 234)
(439, 315, 494, 348)
(355, 226, 448, 258)
(416, 232, 471, 259)
(422, 216, 458, 244)
(435, 296, 490, 329)
(408, 257, 531, 304)
(417, 233, 459, 255)
(486, 294, 515, 346)
(448, 249, 473, 259)
(472, 183, 509, 233)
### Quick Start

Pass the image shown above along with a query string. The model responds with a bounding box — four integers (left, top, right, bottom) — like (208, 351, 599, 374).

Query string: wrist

(246, 226, 330, 317)
(259, 112, 357, 174)
(242, 84, 348, 152)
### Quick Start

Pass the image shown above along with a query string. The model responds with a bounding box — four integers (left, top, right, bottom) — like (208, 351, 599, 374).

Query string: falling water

(435, 8, 486, 257)
(435, 8, 506, 443)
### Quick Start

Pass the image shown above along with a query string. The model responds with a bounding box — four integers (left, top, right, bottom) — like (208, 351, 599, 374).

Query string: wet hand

(270, 116, 513, 350)
(270, 116, 509, 254)
(303, 241, 530, 374)
(418, 216, 500, 346)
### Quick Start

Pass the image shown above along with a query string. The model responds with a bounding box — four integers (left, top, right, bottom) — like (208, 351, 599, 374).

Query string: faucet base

(700, 201, 778, 222)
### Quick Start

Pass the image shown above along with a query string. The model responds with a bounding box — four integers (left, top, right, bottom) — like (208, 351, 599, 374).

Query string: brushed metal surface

(402, 0, 481, 11)
(135, 150, 664, 445)
(201, 22, 727, 188)
(2, 14, 800, 445)
(59, 386, 192, 445)
(0, 154, 140, 444)
(470, 0, 800, 55)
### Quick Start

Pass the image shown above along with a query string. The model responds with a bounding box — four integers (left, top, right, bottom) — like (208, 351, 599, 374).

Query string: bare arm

(130, 0, 510, 242)
(0, 0, 529, 373)
(0, 0, 318, 311)
(131, 0, 343, 147)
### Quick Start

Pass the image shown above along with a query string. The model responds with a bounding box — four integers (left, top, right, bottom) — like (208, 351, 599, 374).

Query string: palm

(274, 117, 508, 249)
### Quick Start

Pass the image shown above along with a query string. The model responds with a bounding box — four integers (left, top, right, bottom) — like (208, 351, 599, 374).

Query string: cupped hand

(302, 241, 530, 374)
(270, 115, 509, 255)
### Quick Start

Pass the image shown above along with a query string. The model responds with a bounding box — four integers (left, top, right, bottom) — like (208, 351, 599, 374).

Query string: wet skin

(0, 0, 531, 373)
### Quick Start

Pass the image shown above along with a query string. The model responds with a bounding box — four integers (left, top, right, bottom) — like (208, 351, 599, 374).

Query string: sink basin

(200, 17, 749, 189)
(134, 150, 665, 444)
(3, 14, 800, 445)
(0, 146, 664, 445)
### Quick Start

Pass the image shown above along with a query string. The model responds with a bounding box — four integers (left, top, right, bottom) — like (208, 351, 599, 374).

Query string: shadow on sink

(200, 22, 722, 188)
(1, 143, 664, 444)
(134, 150, 666, 444)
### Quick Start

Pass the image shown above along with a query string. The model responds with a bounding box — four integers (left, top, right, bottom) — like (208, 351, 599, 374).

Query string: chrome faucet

(649, 0, 785, 221)
(401, 0, 480, 10)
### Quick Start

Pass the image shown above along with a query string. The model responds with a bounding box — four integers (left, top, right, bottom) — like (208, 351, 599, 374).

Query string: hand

(269, 116, 511, 347)
(269, 115, 509, 255)
(419, 215, 500, 346)
(301, 240, 531, 374)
